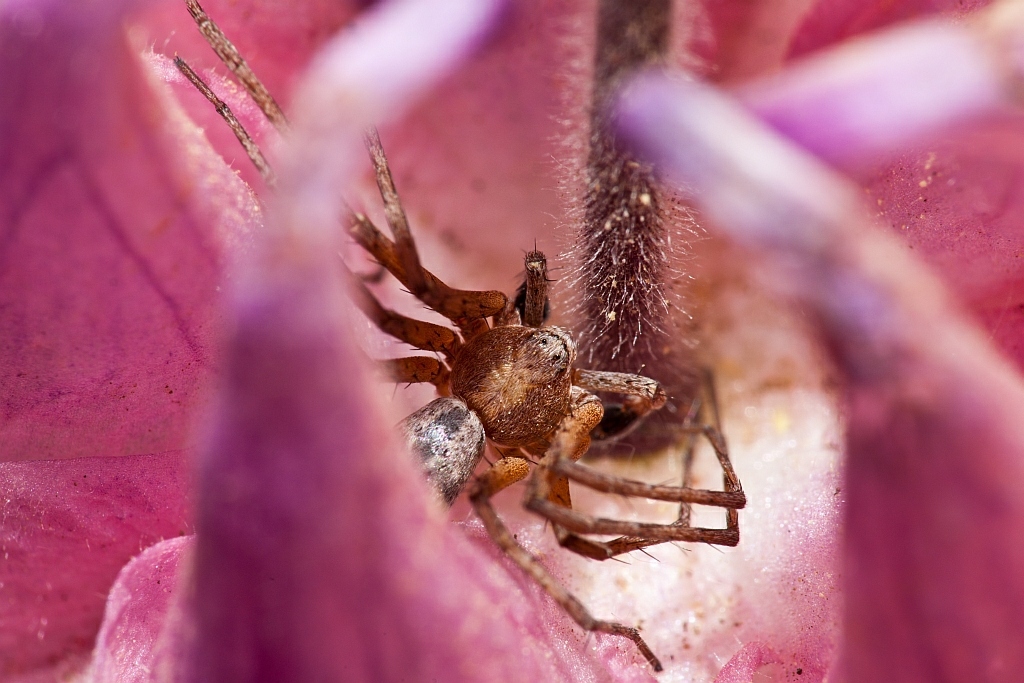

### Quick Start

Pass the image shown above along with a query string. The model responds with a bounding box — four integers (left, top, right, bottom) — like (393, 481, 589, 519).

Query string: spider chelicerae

(176, 0, 746, 671)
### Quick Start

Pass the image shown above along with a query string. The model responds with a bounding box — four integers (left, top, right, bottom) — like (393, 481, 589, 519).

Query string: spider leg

(381, 357, 450, 391)
(348, 210, 505, 333)
(185, 0, 287, 129)
(341, 260, 460, 360)
(173, 57, 275, 185)
(573, 368, 666, 442)
(364, 127, 428, 296)
(358, 131, 507, 329)
(529, 371, 744, 560)
(468, 423, 663, 672)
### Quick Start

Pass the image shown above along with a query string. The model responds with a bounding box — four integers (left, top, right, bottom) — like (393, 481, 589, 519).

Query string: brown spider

(347, 130, 746, 672)
(176, 2, 746, 671)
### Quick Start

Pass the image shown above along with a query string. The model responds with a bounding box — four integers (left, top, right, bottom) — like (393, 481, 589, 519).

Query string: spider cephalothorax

(452, 326, 576, 448)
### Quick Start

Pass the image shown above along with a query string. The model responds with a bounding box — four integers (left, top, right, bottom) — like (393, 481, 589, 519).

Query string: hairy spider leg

(185, 0, 287, 129)
(341, 259, 461, 361)
(173, 57, 275, 185)
(526, 370, 745, 561)
(362, 131, 507, 330)
(183, 3, 506, 335)
(468, 388, 663, 672)
(347, 210, 504, 341)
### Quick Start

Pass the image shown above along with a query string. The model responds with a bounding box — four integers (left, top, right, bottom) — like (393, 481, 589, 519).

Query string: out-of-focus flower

(3, 0, 1023, 681)
(621, 3, 1024, 682)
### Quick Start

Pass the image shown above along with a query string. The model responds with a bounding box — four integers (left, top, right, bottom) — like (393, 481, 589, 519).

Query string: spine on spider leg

(575, 0, 697, 451)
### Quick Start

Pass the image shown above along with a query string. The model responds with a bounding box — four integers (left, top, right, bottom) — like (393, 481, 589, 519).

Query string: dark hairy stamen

(574, 0, 707, 453)
(578, 0, 671, 368)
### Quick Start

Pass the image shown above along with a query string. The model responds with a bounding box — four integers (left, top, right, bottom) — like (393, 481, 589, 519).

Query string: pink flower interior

(6, 0, 1024, 681)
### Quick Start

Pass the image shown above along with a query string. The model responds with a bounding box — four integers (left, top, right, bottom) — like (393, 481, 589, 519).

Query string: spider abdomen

(400, 397, 486, 506)
(451, 325, 576, 448)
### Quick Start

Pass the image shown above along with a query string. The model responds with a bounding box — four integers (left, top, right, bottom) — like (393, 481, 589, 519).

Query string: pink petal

(1, 0, 260, 462)
(79, 536, 193, 683)
(621, 74, 1024, 683)
(713, 641, 782, 683)
(1, 0, 258, 675)
(0, 452, 192, 678)
(856, 130, 1024, 365)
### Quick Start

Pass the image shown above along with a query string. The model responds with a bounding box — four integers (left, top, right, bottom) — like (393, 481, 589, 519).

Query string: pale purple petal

(737, 20, 1006, 167)
(790, 0, 989, 58)
(621, 75, 1024, 682)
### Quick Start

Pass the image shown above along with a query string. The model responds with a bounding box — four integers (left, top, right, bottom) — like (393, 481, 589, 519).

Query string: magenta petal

(80, 536, 192, 683)
(0, 452, 192, 678)
(0, 0, 259, 461)
(621, 76, 1024, 682)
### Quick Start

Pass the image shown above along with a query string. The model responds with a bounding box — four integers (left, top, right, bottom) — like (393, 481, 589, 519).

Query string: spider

(176, 2, 747, 671)
(346, 129, 746, 672)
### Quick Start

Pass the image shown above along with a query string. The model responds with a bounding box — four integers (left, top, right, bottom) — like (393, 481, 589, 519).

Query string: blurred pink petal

(725, 1, 1024, 373)
(0, 0, 259, 676)
(621, 72, 1024, 683)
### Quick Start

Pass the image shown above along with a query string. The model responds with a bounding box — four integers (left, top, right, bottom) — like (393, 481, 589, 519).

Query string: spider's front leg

(354, 130, 506, 338)
(467, 390, 664, 672)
